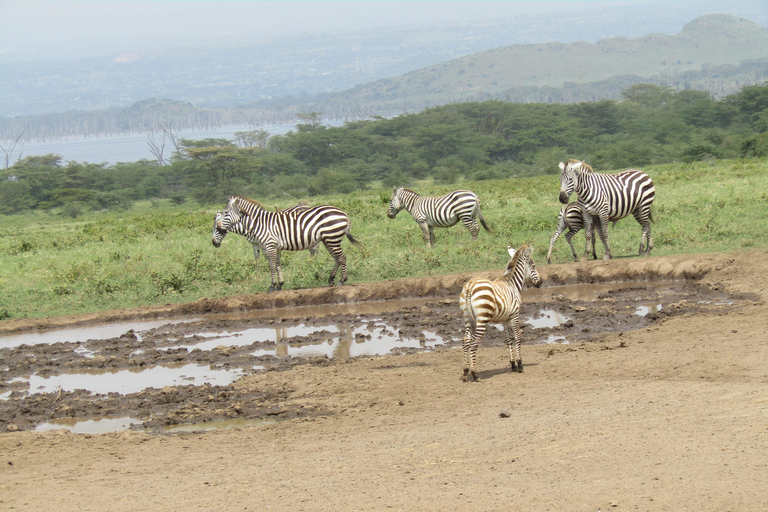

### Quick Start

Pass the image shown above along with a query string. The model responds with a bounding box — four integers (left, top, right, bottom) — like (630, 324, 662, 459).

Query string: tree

(234, 129, 270, 148)
(1, 133, 25, 170)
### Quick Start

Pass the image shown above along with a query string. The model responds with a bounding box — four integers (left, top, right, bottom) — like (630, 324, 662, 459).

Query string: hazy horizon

(3, 0, 762, 64)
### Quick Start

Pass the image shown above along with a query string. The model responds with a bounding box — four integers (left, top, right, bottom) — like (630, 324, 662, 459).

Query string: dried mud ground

(1, 250, 767, 511)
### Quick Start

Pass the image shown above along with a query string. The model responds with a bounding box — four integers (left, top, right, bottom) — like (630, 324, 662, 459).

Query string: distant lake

(17, 124, 303, 165)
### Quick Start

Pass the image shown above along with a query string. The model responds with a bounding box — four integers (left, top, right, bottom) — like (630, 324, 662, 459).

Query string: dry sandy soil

(0, 250, 766, 511)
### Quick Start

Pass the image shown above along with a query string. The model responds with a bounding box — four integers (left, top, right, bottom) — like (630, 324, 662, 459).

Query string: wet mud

(0, 274, 738, 433)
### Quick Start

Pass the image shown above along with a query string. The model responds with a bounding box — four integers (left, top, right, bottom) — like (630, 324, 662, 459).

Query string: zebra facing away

(212, 196, 360, 292)
(547, 202, 616, 263)
(387, 187, 489, 248)
(558, 159, 655, 260)
(459, 245, 542, 381)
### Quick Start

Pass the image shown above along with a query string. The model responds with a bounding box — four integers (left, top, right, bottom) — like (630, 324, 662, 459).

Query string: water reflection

(36, 416, 140, 434)
(25, 363, 248, 396)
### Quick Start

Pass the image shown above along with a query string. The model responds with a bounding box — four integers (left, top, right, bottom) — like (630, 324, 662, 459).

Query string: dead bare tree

(146, 123, 180, 165)
(1, 133, 25, 170)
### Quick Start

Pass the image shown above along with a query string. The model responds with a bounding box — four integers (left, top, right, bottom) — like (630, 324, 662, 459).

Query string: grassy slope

(329, 14, 768, 106)
(0, 157, 766, 320)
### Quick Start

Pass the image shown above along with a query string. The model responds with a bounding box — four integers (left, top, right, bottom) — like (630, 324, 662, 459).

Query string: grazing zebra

(547, 202, 615, 263)
(558, 159, 655, 260)
(212, 196, 360, 292)
(387, 187, 489, 247)
(459, 245, 542, 381)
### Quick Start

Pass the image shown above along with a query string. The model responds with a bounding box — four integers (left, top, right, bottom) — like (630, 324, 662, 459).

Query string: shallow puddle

(36, 416, 141, 434)
(0, 319, 187, 349)
(26, 363, 249, 395)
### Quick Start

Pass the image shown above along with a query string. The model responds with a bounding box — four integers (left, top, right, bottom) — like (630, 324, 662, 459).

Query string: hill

(307, 14, 768, 116)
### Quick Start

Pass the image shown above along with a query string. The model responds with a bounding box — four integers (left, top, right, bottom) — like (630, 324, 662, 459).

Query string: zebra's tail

(478, 206, 491, 233)
(345, 226, 362, 247)
(649, 209, 654, 223)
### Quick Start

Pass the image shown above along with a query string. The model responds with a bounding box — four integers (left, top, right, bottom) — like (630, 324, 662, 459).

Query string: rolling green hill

(313, 14, 768, 114)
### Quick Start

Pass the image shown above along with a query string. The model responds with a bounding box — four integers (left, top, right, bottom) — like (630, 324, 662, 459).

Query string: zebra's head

(387, 186, 404, 219)
(212, 210, 230, 248)
(558, 159, 581, 204)
(507, 244, 542, 288)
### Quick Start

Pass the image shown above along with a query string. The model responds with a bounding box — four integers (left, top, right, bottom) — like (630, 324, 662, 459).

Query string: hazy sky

(0, 0, 643, 62)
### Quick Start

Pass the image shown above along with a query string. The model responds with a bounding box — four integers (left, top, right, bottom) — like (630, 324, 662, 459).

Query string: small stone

(499, 410, 511, 418)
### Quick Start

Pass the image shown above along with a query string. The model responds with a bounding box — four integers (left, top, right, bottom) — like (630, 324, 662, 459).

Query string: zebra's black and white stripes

(547, 202, 612, 263)
(387, 187, 489, 247)
(212, 195, 360, 292)
(459, 245, 542, 381)
(558, 159, 655, 260)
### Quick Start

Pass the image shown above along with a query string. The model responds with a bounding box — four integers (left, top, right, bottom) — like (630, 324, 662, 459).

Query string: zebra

(546, 202, 615, 263)
(212, 195, 360, 292)
(558, 159, 655, 260)
(459, 244, 542, 381)
(387, 187, 489, 248)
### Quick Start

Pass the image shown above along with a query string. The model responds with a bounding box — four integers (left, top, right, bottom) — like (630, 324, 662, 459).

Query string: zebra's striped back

(387, 187, 489, 247)
(459, 245, 542, 380)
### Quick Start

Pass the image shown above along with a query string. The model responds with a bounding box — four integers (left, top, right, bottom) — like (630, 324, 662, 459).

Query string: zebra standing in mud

(547, 202, 616, 263)
(387, 187, 490, 247)
(558, 159, 655, 260)
(459, 245, 542, 381)
(212, 195, 360, 292)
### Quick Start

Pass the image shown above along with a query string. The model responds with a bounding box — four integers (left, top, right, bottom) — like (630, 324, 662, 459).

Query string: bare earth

(1, 250, 766, 511)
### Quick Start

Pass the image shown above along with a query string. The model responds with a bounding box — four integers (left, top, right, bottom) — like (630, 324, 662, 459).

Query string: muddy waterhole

(0, 279, 736, 434)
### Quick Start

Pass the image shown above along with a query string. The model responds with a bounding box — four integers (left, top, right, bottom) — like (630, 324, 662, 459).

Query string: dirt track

(1, 250, 766, 511)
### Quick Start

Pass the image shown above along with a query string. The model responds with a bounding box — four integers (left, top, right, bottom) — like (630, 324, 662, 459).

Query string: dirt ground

(0, 250, 766, 511)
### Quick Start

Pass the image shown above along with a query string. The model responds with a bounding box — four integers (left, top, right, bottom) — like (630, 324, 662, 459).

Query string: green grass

(1, 158, 766, 321)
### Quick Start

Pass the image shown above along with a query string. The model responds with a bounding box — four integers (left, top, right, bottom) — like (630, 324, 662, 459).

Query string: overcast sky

(0, 0, 649, 62)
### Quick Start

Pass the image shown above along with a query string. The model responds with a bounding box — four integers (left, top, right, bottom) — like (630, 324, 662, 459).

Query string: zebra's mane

(567, 159, 594, 174)
(399, 187, 419, 196)
(504, 244, 529, 276)
(230, 195, 266, 214)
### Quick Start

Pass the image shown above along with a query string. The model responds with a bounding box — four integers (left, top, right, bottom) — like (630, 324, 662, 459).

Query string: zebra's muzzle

(558, 192, 570, 204)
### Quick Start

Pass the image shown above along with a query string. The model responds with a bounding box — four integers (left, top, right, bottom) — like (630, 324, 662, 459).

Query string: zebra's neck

(501, 257, 527, 291)
(398, 189, 420, 212)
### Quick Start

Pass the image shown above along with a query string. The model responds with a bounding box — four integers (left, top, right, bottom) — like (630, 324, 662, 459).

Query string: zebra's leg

(590, 218, 599, 260)
(564, 229, 579, 262)
(461, 325, 473, 381)
(418, 222, 433, 247)
(506, 312, 523, 373)
(582, 213, 595, 261)
(547, 230, 561, 264)
(463, 217, 480, 241)
(597, 215, 612, 260)
(322, 241, 348, 287)
(265, 247, 283, 292)
(634, 211, 653, 255)
(467, 322, 486, 382)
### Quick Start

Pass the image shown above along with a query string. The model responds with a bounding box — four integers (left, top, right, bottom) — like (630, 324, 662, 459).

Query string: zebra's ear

(507, 245, 516, 258)
(227, 196, 240, 213)
(559, 162, 566, 171)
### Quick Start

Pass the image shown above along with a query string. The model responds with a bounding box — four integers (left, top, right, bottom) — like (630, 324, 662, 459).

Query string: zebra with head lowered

(558, 159, 655, 260)
(547, 202, 616, 263)
(212, 196, 360, 292)
(387, 187, 490, 248)
(459, 244, 542, 381)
